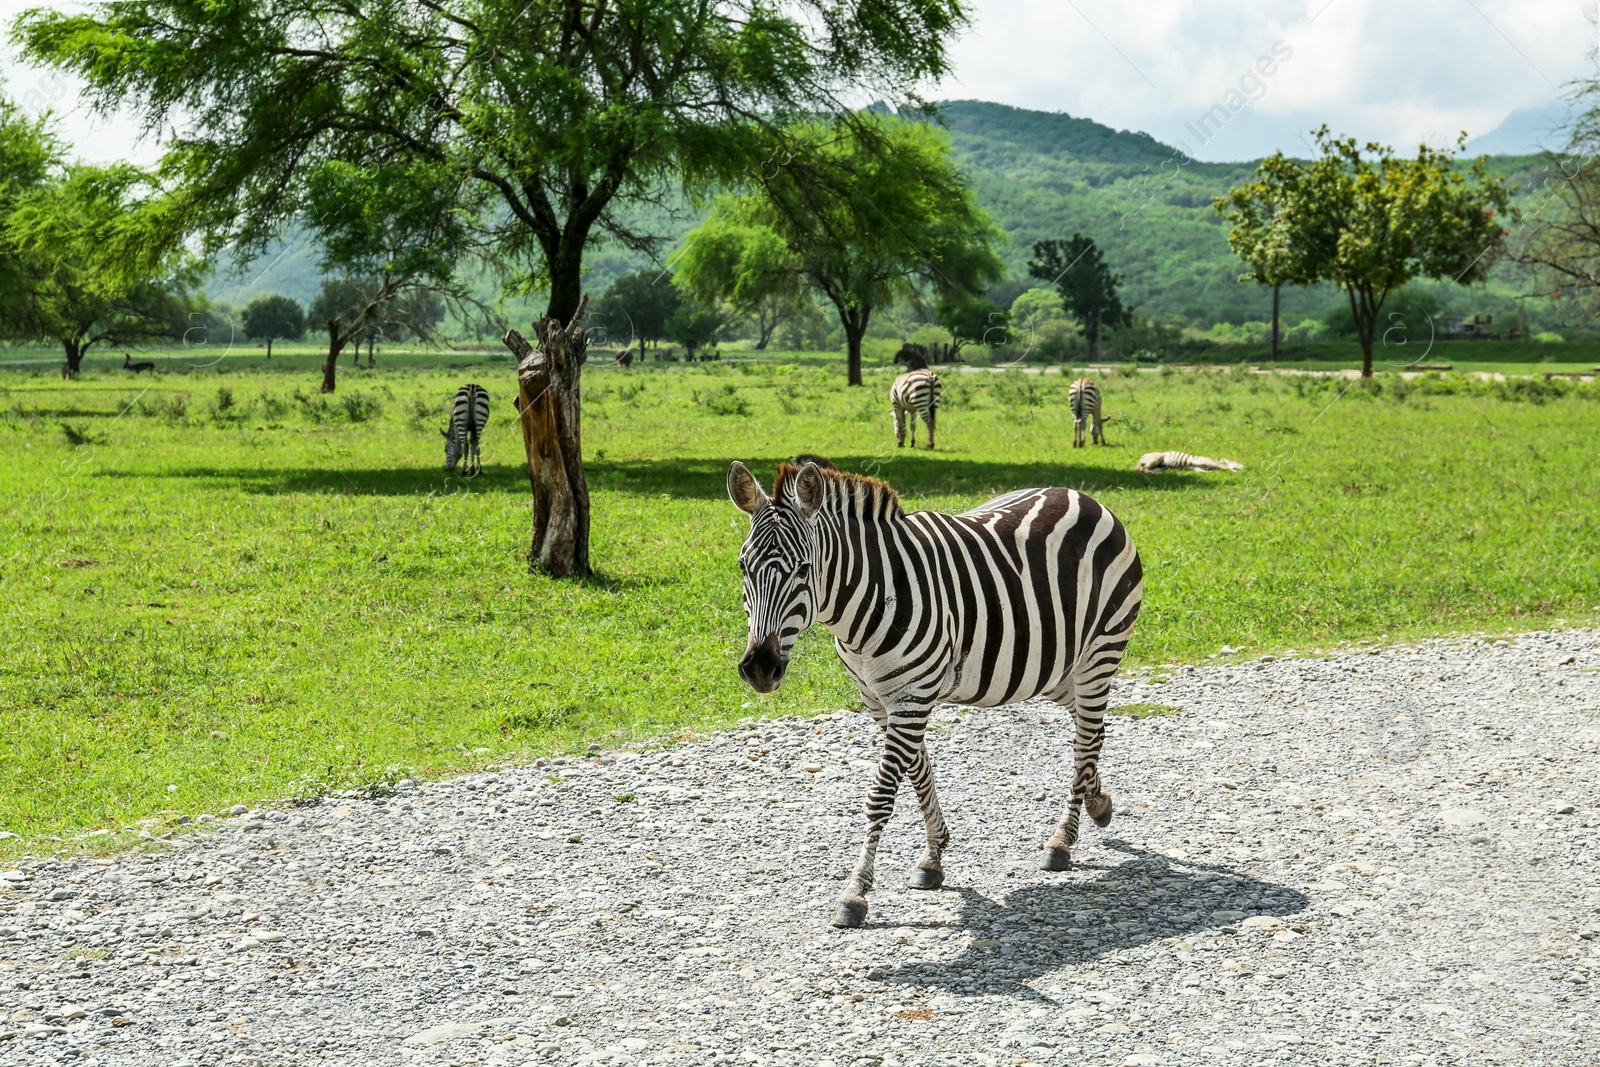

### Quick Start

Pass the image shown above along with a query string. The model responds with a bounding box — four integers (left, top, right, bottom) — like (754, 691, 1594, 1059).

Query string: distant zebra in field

(728, 459, 1144, 927)
(1069, 377, 1104, 447)
(1137, 451, 1245, 473)
(890, 345, 942, 450)
(442, 384, 490, 477)
(123, 353, 156, 376)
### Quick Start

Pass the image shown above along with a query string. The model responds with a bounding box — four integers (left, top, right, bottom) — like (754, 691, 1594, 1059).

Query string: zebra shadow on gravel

(880, 841, 1309, 1002)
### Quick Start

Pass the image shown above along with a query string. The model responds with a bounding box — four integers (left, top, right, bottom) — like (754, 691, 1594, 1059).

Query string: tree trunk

(322, 319, 348, 393)
(755, 313, 775, 350)
(839, 306, 870, 386)
(505, 298, 591, 579)
(1270, 285, 1280, 362)
(266, 337, 273, 360)
(1352, 292, 1375, 378)
(62, 338, 84, 377)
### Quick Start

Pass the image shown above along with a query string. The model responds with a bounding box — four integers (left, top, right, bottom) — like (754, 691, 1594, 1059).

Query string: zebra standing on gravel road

(442, 384, 490, 477)
(727, 459, 1144, 928)
(1069, 377, 1105, 447)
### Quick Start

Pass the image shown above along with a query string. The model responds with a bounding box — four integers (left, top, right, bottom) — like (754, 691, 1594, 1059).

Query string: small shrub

(257, 391, 289, 420)
(59, 422, 107, 446)
(293, 388, 332, 422)
(695, 384, 750, 417)
(616, 383, 645, 404)
(340, 392, 383, 422)
(136, 394, 189, 421)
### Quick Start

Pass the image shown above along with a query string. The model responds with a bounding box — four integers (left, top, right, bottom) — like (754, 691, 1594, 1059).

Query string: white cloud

(941, 0, 1596, 159)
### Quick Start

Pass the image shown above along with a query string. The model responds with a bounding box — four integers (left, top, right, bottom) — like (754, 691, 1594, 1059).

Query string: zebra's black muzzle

(738, 635, 787, 693)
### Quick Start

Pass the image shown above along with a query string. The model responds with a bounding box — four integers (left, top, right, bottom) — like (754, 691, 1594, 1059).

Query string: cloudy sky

(1, 0, 1595, 164)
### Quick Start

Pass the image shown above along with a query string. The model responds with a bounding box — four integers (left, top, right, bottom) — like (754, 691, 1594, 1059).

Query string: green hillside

(205, 100, 1568, 332)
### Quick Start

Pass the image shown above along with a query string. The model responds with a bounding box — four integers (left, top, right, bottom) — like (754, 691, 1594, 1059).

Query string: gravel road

(3, 629, 1597, 1067)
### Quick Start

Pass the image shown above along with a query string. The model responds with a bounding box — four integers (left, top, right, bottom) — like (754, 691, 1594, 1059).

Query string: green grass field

(2, 348, 1598, 854)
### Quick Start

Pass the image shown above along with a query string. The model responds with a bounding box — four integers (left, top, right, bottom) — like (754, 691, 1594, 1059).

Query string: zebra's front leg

(1041, 693, 1111, 871)
(833, 719, 923, 928)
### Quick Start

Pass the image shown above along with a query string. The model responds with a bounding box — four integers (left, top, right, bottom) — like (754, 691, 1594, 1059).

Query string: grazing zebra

(728, 460, 1143, 928)
(1137, 450, 1245, 473)
(442, 384, 490, 477)
(890, 366, 942, 449)
(1069, 377, 1105, 447)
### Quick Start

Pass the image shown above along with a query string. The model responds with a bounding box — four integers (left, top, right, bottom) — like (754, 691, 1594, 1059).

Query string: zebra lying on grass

(1069, 377, 1105, 447)
(728, 459, 1143, 928)
(890, 344, 942, 450)
(442, 384, 490, 477)
(1137, 451, 1245, 473)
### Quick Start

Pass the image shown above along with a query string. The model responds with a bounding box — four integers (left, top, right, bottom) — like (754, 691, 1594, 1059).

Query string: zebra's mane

(773, 463, 904, 521)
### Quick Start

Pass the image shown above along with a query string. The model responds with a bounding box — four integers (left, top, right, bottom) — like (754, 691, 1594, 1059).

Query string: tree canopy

(1, 154, 197, 372)
(15, 0, 970, 326)
(242, 294, 305, 359)
(588, 271, 683, 352)
(672, 211, 805, 350)
(684, 114, 1005, 384)
(1217, 126, 1514, 376)
(1027, 234, 1129, 361)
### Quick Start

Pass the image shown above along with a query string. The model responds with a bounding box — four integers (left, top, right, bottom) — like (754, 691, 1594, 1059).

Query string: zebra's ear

(727, 461, 769, 515)
(794, 462, 825, 519)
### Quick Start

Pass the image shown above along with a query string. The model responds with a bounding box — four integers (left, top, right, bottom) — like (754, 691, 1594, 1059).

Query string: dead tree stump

(504, 297, 591, 578)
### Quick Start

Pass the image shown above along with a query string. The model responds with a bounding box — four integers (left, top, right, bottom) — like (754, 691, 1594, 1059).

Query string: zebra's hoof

(908, 865, 944, 890)
(1087, 793, 1114, 828)
(1039, 847, 1072, 872)
(831, 898, 869, 928)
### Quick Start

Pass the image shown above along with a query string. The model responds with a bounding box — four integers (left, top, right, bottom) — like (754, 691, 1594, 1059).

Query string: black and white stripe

(728, 460, 1143, 928)
(443, 384, 490, 477)
(1069, 377, 1105, 447)
(1137, 450, 1245, 472)
(890, 368, 942, 449)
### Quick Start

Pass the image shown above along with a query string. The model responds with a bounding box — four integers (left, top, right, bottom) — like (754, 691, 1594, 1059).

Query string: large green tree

(1217, 126, 1513, 377)
(16, 0, 969, 575)
(688, 114, 1004, 385)
(1027, 235, 1129, 362)
(0, 95, 57, 340)
(3, 162, 196, 374)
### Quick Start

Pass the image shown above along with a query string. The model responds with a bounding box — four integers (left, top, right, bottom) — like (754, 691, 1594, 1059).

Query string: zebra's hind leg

(905, 741, 950, 889)
(833, 707, 926, 928)
(923, 409, 936, 451)
(894, 406, 908, 448)
(1040, 676, 1113, 871)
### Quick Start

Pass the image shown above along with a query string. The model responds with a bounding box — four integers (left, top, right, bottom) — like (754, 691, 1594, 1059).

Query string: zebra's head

(441, 426, 460, 472)
(728, 460, 825, 694)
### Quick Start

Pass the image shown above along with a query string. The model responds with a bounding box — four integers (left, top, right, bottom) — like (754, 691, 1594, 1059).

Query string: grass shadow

(101, 457, 1221, 500)
(878, 840, 1308, 1002)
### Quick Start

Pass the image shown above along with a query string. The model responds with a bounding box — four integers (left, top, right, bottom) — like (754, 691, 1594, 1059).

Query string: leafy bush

(136, 394, 189, 421)
(59, 422, 107, 446)
(695, 384, 750, 417)
(340, 392, 383, 422)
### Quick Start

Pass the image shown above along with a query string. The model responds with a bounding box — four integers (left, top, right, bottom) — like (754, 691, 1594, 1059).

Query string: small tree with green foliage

(1027, 235, 1129, 362)
(936, 296, 1010, 358)
(242, 294, 304, 359)
(1217, 126, 1513, 377)
(588, 272, 682, 354)
(664, 303, 722, 359)
(702, 115, 1005, 385)
(674, 211, 805, 350)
